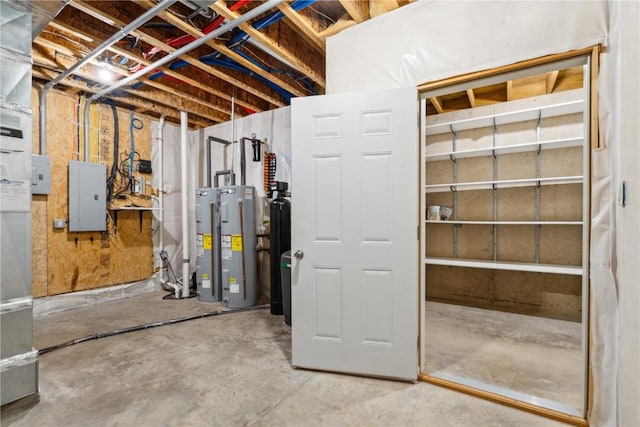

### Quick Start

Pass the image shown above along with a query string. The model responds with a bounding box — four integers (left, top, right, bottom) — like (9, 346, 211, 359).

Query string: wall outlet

(53, 219, 66, 229)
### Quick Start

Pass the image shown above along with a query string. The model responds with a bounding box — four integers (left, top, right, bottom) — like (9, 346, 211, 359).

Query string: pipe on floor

(180, 111, 190, 298)
(37, 304, 270, 356)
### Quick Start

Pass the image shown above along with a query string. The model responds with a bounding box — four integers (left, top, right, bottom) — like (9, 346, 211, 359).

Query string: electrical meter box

(68, 160, 106, 232)
(31, 154, 51, 195)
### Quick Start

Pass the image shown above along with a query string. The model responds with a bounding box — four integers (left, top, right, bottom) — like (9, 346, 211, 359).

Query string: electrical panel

(68, 160, 106, 232)
(31, 154, 51, 195)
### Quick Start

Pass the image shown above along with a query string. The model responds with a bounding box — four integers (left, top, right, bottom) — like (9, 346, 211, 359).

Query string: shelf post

(535, 110, 542, 264)
(492, 118, 498, 261)
(450, 125, 458, 258)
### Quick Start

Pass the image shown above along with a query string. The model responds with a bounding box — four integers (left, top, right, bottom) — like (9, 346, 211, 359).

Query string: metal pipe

(158, 115, 165, 277)
(39, 85, 49, 155)
(180, 111, 190, 298)
(83, 98, 91, 161)
(206, 136, 212, 187)
(240, 137, 247, 186)
(86, 0, 286, 103)
(207, 136, 232, 187)
(230, 95, 235, 178)
(41, 0, 177, 158)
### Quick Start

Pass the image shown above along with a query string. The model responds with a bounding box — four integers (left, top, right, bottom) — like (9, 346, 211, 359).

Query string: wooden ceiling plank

(33, 67, 212, 128)
(210, 0, 325, 87)
(506, 80, 513, 101)
(339, 0, 370, 23)
(318, 18, 357, 38)
(68, 1, 286, 107)
(44, 21, 262, 113)
(34, 33, 233, 121)
(546, 70, 560, 94)
(277, 2, 325, 53)
(466, 88, 476, 108)
(137, 1, 308, 98)
(33, 46, 226, 124)
(430, 96, 444, 114)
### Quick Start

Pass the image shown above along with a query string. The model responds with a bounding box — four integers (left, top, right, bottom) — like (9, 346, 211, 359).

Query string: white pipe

(180, 111, 190, 298)
(230, 95, 235, 177)
(158, 115, 165, 283)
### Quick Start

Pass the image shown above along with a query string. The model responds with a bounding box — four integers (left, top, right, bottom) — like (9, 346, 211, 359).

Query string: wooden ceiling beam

(318, 18, 357, 39)
(546, 70, 560, 94)
(136, 1, 307, 98)
(430, 97, 444, 114)
(68, 1, 286, 107)
(33, 67, 212, 128)
(210, 0, 325, 88)
(277, 3, 325, 53)
(43, 21, 263, 114)
(466, 89, 476, 108)
(32, 46, 226, 124)
(33, 35, 231, 122)
(339, 0, 370, 23)
(506, 80, 513, 101)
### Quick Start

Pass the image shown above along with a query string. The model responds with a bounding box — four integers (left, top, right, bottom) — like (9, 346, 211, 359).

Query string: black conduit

(38, 304, 269, 356)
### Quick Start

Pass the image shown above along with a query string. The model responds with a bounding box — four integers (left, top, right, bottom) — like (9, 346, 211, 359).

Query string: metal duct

(31, 0, 69, 41)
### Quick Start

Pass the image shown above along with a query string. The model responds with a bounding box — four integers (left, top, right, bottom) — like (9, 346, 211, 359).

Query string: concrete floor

(2, 291, 568, 427)
(424, 301, 583, 414)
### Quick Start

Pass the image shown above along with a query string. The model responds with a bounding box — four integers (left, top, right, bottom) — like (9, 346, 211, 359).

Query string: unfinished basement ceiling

(32, 0, 415, 128)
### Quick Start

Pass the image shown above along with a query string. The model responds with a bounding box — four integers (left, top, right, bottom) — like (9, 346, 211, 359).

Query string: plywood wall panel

(426, 266, 582, 321)
(32, 88, 155, 296)
(31, 88, 48, 297)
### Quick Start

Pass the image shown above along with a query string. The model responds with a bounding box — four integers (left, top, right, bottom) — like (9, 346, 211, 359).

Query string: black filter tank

(269, 181, 290, 315)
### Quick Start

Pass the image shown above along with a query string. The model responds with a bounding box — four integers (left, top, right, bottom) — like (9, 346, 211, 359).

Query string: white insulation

(151, 107, 291, 299)
(327, 1, 637, 425)
(148, 0, 638, 424)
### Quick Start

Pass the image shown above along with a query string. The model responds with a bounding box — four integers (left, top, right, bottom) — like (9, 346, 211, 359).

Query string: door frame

(416, 46, 599, 427)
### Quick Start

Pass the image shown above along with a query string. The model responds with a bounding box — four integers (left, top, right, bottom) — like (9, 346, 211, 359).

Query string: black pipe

(37, 304, 270, 356)
(240, 137, 248, 186)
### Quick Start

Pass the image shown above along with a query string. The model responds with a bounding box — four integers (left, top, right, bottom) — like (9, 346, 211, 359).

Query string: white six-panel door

(291, 87, 418, 380)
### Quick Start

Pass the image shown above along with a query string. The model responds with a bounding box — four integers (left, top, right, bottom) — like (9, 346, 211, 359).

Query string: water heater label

(222, 235, 232, 260)
(196, 234, 203, 246)
(202, 279, 211, 289)
(230, 277, 239, 293)
(231, 234, 243, 251)
(203, 233, 212, 250)
(244, 188, 253, 199)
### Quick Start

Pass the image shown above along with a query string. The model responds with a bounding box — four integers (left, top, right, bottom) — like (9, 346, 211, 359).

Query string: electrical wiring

(106, 104, 120, 203)
(129, 111, 143, 193)
(37, 304, 270, 356)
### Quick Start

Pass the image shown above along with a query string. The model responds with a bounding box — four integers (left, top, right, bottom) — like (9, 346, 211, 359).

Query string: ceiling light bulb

(98, 67, 113, 82)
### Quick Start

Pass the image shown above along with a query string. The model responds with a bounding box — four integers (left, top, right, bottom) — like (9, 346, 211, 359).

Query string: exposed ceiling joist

(430, 96, 444, 113)
(546, 70, 560, 93)
(33, 67, 211, 128)
(32, 45, 225, 124)
(135, 0, 308, 98)
(277, 3, 325, 53)
(317, 18, 357, 39)
(210, 1, 325, 88)
(67, 0, 286, 107)
(33, 33, 233, 120)
(43, 22, 262, 114)
(466, 89, 476, 107)
(339, 0, 370, 23)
